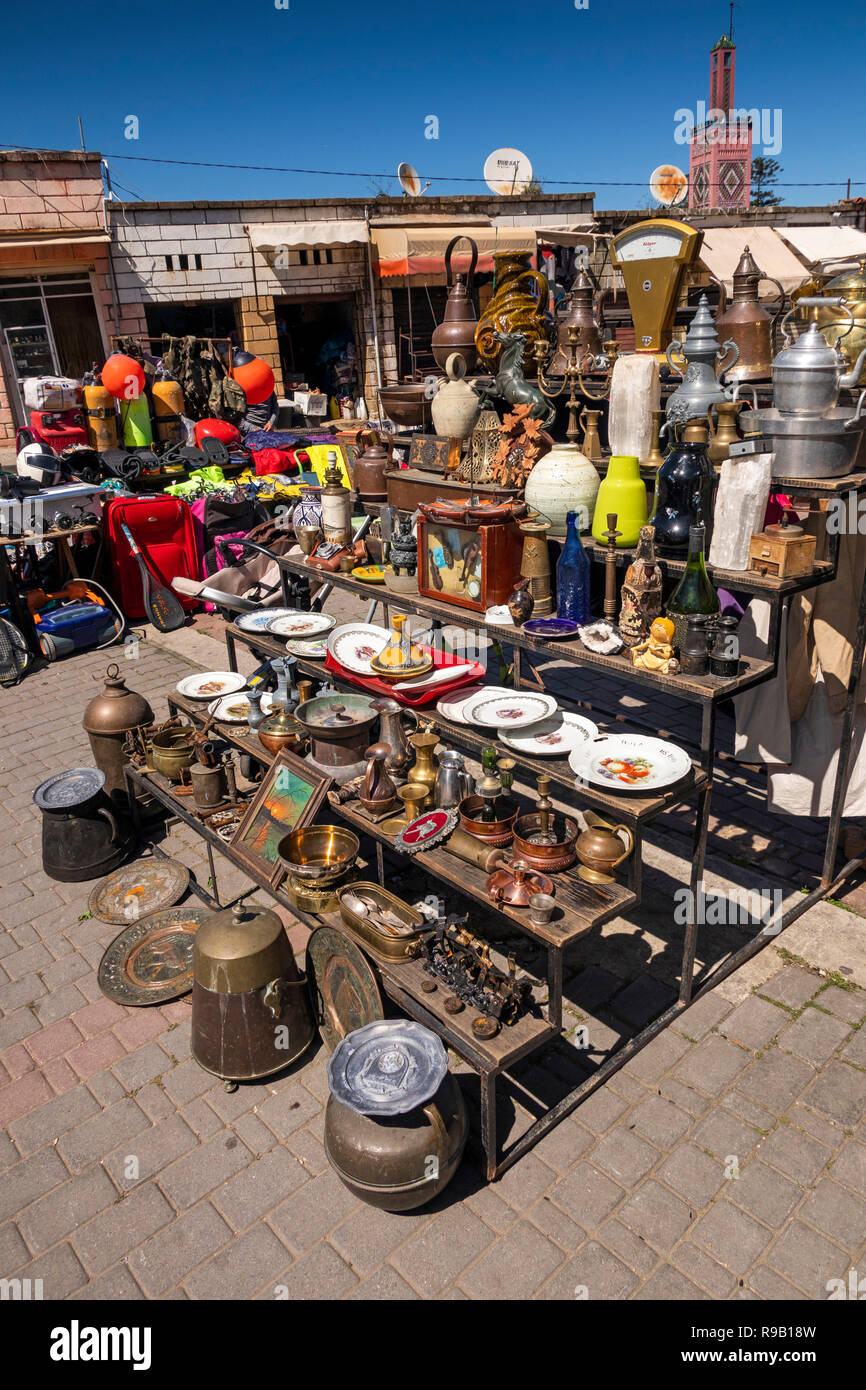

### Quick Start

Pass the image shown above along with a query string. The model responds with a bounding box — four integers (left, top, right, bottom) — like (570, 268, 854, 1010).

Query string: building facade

(689, 35, 753, 211)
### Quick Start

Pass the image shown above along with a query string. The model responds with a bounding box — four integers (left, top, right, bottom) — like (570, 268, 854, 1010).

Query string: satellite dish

(397, 162, 428, 196)
(484, 147, 533, 196)
(650, 164, 688, 207)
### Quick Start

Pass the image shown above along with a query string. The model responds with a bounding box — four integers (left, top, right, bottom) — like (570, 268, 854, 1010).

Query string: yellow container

(592, 455, 648, 547)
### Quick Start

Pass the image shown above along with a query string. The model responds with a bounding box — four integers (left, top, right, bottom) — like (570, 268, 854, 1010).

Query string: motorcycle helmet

(16, 440, 60, 486)
(194, 418, 241, 447)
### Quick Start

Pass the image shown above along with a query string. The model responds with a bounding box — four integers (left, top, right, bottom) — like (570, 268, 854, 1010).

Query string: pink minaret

(689, 34, 752, 210)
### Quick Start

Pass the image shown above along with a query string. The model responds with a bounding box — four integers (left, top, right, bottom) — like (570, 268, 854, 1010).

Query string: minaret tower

(689, 33, 753, 210)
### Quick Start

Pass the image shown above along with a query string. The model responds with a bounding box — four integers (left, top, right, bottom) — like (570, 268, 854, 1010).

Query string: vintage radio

(417, 517, 523, 612)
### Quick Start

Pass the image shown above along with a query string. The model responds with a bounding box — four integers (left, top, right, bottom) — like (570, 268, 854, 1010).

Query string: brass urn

(715, 245, 785, 383)
(82, 663, 154, 800)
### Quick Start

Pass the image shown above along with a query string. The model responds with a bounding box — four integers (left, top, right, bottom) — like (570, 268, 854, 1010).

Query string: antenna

(483, 148, 533, 196)
(649, 164, 688, 207)
(729, 2, 740, 40)
(397, 162, 429, 196)
(77, 116, 85, 151)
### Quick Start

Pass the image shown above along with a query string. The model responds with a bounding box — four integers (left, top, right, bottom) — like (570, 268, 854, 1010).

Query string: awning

(370, 224, 536, 278)
(775, 224, 866, 272)
(248, 221, 368, 251)
(0, 229, 111, 250)
(698, 226, 808, 297)
(492, 214, 595, 248)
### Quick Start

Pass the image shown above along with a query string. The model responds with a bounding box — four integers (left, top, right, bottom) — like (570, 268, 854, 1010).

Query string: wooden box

(748, 529, 817, 579)
(417, 518, 523, 612)
(386, 468, 513, 515)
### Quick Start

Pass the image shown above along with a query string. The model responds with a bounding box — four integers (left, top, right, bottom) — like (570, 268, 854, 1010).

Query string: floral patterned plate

(266, 611, 336, 639)
(207, 692, 276, 723)
(568, 734, 692, 792)
(435, 684, 514, 725)
(462, 691, 559, 729)
(498, 711, 599, 756)
(176, 671, 246, 700)
(285, 638, 329, 659)
(235, 608, 298, 634)
(328, 622, 391, 676)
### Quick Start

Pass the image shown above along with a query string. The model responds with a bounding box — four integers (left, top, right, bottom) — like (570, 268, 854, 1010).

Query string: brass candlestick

(533, 331, 620, 442)
(602, 513, 622, 622)
(643, 409, 666, 468)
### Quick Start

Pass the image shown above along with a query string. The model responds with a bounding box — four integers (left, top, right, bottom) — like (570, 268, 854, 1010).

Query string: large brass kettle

(714, 245, 785, 383)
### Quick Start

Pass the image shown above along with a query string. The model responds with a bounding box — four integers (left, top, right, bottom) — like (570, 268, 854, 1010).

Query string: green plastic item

(119, 394, 153, 448)
(591, 455, 648, 547)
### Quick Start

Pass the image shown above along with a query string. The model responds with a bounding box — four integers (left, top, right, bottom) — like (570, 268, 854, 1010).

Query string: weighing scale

(610, 218, 704, 357)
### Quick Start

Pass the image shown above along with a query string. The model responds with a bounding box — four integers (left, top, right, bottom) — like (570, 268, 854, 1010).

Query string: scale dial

(610, 219, 701, 266)
(609, 218, 704, 354)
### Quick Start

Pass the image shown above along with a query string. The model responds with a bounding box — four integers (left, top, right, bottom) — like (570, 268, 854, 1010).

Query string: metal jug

(773, 298, 866, 416)
(714, 245, 785, 383)
(82, 663, 154, 802)
(666, 295, 739, 427)
(370, 698, 417, 776)
(432, 235, 479, 372)
(553, 269, 603, 371)
(435, 749, 473, 809)
(191, 902, 314, 1090)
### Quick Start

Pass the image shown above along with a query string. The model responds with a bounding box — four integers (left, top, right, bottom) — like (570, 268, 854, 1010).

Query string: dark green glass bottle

(665, 524, 720, 655)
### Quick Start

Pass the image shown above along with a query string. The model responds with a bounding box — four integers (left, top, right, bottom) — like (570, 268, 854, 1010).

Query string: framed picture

(408, 435, 451, 474)
(230, 749, 332, 886)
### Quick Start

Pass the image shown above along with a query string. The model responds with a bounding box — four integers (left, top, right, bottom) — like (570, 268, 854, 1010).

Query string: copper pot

(512, 811, 579, 872)
(432, 235, 479, 372)
(82, 663, 154, 800)
(575, 815, 634, 884)
(458, 793, 518, 846)
(485, 860, 554, 906)
(258, 705, 306, 756)
(715, 245, 785, 383)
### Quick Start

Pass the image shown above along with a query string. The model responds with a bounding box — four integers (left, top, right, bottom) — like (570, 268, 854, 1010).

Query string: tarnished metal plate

(89, 859, 191, 925)
(306, 925, 383, 1054)
(98, 907, 210, 1006)
(328, 1020, 448, 1117)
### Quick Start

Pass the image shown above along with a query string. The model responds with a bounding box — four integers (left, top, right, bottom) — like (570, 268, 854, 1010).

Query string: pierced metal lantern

(459, 408, 501, 483)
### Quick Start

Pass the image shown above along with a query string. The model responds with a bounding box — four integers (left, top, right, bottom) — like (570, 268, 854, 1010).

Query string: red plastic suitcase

(104, 496, 200, 619)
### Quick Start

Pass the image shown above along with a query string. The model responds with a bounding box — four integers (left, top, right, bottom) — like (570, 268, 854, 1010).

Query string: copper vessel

(812, 258, 866, 385)
(432, 235, 479, 372)
(258, 705, 306, 756)
(458, 793, 518, 846)
(553, 270, 603, 371)
(486, 860, 554, 906)
(512, 811, 579, 872)
(82, 663, 154, 800)
(351, 430, 391, 500)
(575, 813, 634, 885)
(715, 245, 785, 383)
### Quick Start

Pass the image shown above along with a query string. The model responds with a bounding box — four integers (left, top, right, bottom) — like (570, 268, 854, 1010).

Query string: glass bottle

(556, 509, 592, 624)
(665, 524, 720, 654)
(477, 746, 500, 822)
(650, 422, 716, 555)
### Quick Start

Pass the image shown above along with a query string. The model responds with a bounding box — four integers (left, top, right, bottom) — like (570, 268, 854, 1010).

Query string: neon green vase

(591, 455, 648, 546)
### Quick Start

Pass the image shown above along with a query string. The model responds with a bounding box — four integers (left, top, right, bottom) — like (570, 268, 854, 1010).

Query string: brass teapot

(714, 245, 785, 383)
(575, 812, 634, 884)
(706, 398, 749, 464)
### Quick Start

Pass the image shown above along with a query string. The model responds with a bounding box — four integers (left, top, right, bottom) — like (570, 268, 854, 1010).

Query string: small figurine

(631, 616, 679, 674)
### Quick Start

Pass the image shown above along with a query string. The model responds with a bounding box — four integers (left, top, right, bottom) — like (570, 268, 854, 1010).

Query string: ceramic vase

(591, 456, 648, 547)
(524, 441, 600, 535)
(430, 353, 480, 440)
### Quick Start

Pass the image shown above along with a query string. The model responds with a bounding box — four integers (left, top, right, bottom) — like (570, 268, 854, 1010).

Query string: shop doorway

(0, 273, 106, 425)
(274, 295, 360, 399)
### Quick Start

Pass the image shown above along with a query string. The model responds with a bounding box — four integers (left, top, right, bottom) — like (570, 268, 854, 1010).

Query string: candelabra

(533, 328, 620, 441)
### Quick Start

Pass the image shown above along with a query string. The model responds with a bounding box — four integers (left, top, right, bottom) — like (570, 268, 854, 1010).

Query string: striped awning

(370, 224, 536, 278)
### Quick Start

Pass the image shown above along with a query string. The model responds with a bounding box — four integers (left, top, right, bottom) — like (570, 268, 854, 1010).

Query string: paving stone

(616, 1179, 693, 1251)
(537, 1240, 639, 1300)
(9, 1083, 100, 1156)
(570, 1088, 629, 1136)
(158, 1058, 214, 1107)
(113, 1009, 169, 1050)
(658, 1078, 713, 1117)
(657, 1144, 726, 1207)
(727, 1160, 802, 1227)
(841, 1027, 866, 1067)
(527, 1195, 586, 1254)
(178, 1097, 226, 1141)
(747, 1265, 810, 1300)
(157, 1130, 253, 1209)
(760, 966, 822, 1010)
(818, 986, 866, 1025)
(595, 1215, 658, 1275)
(267, 1243, 357, 1301)
(718, 995, 790, 1051)
(625, 1029, 692, 1085)
(71, 1264, 145, 1301)
(135, 1082, 177, 1123)
(256, 1082, 322, 1139)
(17, 1165, 119, 1255)
(799, 1177, 866, 1247)
(830, 1139, 866, 1197)
(127, 1202, 233, 1297)
(0, 1070, 54, 1127)
(15, 1242, 87, 1300)
(347, 1267, 420, 1300)
(24, 1017, 83, 1064)
(757, 1123, 832, 1185)
(591, 1127, 659, 1187)
(85, 1067, 127, 1107)
(629, 1094, 692, 1147)
(634, 1267, 708, 1299)
(462, 1184, 517, 1234)
(67, 1032, 127, 1080)
(71, 1184, 174, 1276)
(212, 1148, 308, 1231)
(609, 976, 676, 1028)
(330, 1203, 431, 1277)
(804, 1060, 866, 1129)
(391, 1205, 494, 1295)
(550, 1163, 626, 1230)
(269, 1170, 359, 1253)
(674, 1035, 751, 1096)
(566, 965, 623, 1013)
(692, 1200, 773, 1275)
(489, 1153, 556, 1212)
(672, 990, 735, 1042)
(723, 1089, 777, 1132)
(460, 1220, 563, 1299)
(0, 1008, 42, 1051)
(691, 1107, 763, 1162)
(671, 1241, 738, 1297)
(71, 997, 128, 1038)
(767, 1220, 850, 1298)
(0, 1043, 36, 1079)
(234, 1113, 283, 1160)
(33, 982, 88, 1027)
(111, 1042, 171, 1093)
(783, 1008, 853, 1065)
(56, 1097, 150, 1173)
(736, 1050, 816, 1113)
(0, 1221, 29, 1273)
(184, 1223, 291, 1301)
(0, 974, 48, 1014)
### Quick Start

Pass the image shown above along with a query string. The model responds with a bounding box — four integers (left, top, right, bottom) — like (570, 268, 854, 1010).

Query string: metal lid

(327, 1020, 448, 1116)
(295, 694, 377, 730)
(826, 258, 866, 296)
(33, 767, 105, 811)
(193, 902, 293, 994)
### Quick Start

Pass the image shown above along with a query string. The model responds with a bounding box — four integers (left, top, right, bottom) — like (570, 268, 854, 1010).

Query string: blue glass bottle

(556, 510, 592, 623)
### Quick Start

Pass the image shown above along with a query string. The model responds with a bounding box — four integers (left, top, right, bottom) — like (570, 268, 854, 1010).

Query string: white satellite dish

(649, 164, 688, 207)
(397, 162, 428, 196)
(484, 147, 533, 196)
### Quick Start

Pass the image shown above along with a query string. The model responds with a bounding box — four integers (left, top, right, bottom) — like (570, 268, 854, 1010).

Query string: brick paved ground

(2, 634, 865, 1300)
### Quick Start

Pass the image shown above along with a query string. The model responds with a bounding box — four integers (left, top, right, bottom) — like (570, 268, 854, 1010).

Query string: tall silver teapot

(665, 296, 739, 427)
(773, 298, 866, 417)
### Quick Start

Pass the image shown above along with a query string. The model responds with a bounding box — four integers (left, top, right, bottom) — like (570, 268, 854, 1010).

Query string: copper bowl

(458, 794, 518, 847)
(277, 825, 360, 885)
(512, 812, 579, 873)
(378, 383, 437, 429)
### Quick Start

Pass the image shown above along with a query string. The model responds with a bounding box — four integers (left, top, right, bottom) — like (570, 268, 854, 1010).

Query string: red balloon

(231, 356, 274, 405)
(102, 354, 145, 401)
(194, 418, 241, 447)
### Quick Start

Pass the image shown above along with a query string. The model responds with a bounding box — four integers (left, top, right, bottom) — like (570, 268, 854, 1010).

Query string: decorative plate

(351, 565, 390, 584)
(207, 691, 275, 723)
(266, 611, 336, 639)
(523, 617, 581, 641)
(235, 608, 300, 634)
(327, 1020, 448, 1117)
(463, 691, 559, 729)
(285, 638, 329, 659)
(435, 684, 514, 725)
(568, 734, 693, 792)
(395, 806, 458, 855)
(89, 859, 191, 925)
(176, 671, 246, 701)
(498, 711, 599, 757)
(328, 622, 391, 676)
(306, 925, 383, 1055)
(97, 907, 210, 1006)
(33, 767, 105, 811)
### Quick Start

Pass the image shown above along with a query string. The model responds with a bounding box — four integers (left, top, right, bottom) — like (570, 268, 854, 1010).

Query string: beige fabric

(370, 224, 535, 276)
(698, 226, 807, 296)
(248, 221, 368, 250)
(777, 224, 866, 270)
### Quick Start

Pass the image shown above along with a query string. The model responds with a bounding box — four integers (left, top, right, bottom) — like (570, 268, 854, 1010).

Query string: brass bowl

(277, 825, 360, 884)
(512, 812, 579, 873)
(151, 727, 197, 782)
(458, 794, 518, 846)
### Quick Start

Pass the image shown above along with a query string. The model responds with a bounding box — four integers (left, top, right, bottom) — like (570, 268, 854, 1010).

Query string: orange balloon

(231, 356, 274, 405)
(102, 354, 146, 400)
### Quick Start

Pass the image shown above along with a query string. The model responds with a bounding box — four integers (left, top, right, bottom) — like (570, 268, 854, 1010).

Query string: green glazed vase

(591, 455, 648, 546)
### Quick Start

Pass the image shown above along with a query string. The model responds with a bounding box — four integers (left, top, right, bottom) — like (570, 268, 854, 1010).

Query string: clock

(610, 218, 704, 355)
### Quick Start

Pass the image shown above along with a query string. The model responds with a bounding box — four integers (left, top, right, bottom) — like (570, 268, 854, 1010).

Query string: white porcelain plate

(328, 622, 391, 676)
(266, 611, 336, 639)
(176, 671, 246, 701)
(436, 684, 514, 725)
(285, 638, 329, 659)
(568, 734, 693, 792)
(235, 608, 298, 633)
(463, 691, 559, 729)
(207, 692, 276, 723)
(498, 711, 599, 757)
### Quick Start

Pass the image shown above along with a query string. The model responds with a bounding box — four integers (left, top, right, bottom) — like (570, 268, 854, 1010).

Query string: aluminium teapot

(773, 298, 866, 417)
(665, 296, 739, 427)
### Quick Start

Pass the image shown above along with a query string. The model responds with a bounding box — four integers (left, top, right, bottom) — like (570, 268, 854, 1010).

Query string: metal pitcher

(665, 295, 739, 427)
(773, 298, 866, 417)
(371, 698, 417, 777)
(435, 749, 473, 809)
(714, 245, 785, 383)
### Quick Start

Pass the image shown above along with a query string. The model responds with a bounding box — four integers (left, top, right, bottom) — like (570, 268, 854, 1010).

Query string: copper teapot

(432, 235, 479, 372)
(714, 245, 785, 383)
(575, 812, 634, 884)
(352, 430, 391, 500)
(553, 270, 603, 371)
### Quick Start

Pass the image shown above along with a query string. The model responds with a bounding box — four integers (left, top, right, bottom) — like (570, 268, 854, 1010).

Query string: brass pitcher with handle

(576, 811, 634, 884)
(714, 245, 786, 383)
(706, 398, 749, 464)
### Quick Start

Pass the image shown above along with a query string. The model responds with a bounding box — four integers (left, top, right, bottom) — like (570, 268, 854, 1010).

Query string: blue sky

(2, 0, 863, 207)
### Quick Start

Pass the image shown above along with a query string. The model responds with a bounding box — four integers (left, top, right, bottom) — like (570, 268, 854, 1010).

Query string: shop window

(299, 250, 309, 266)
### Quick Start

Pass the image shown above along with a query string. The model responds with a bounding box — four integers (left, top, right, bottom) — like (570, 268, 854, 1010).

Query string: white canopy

(248, 221, 368, 250)
(776, 224, 866, 271)
(698, 226, 808, 296)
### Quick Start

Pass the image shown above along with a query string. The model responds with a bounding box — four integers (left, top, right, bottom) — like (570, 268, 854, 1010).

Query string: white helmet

(16, 441, 60, 485)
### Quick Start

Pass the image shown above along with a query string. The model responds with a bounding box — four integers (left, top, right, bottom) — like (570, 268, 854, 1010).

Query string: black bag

(202, 493, 269, 576)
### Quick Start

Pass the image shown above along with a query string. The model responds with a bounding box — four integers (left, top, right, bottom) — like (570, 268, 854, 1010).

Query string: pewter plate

(33, 767, 105, 811)
(498, 711, 599, 757)
(463, 690, 559, 729)
(89, 859, 191, 925)
(327, 1019, 448, 1117)
(97, 907, 209, 1006)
